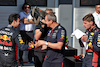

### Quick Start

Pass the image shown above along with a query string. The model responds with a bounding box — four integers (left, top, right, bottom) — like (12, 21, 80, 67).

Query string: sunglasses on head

(24, 7, 30, 9)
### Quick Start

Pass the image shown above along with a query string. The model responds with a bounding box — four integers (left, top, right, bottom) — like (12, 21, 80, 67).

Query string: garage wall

(73, 0, 95, 55)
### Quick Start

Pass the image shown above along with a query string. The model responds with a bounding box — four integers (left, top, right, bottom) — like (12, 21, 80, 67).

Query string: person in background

(34, 8, 54, 67)
(0, 13, 35, 67)
(37, 13, 67, 67)
(80, 13, 100, 67)
(19, 2, 35, 65)
(93, 4, 100, 28)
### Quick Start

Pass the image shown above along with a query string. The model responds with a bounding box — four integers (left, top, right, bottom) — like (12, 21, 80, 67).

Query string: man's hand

(35, 41, 47, 50)
(37, 40, 46, 46)
(28, 41, 35, 49)
(21, 18, 34, 24)
(23, 18, 29, 24)
(81, 35, 88, 41)
(41, 19, 46, 28)
(41, 19, 45, 23)
(41, 44, 47, 50)
(20, 18, 28, 24)
(20, 18, 24, 23)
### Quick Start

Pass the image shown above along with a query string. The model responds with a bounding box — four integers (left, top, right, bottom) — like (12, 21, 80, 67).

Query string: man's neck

(51, 22, 59, 30)
(89, 25, 96, 31)
(24, 11, 29, 14)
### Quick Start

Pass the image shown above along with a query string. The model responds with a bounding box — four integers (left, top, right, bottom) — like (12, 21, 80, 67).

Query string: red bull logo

(60, 35, 64, 40)
(0, 40, 12, 46)
(19, 39, 24, 44)
(0, 35, 11, 41)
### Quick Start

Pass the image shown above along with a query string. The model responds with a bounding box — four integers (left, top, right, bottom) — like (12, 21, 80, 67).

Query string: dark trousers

(43, 60, 64, 67)
(34, 51, 46, 67)
(82, 52, 92, 67)
(0, 61, 17, 67)
(19, 31, 34, 62)
(0, 65, 17, 67)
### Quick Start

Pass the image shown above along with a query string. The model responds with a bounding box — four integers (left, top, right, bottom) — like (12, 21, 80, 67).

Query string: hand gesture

(28, 41, 35, 49)
(81, 35, 88, 41)
(41, 44, 47, 50)
(37, 40, 46, 46)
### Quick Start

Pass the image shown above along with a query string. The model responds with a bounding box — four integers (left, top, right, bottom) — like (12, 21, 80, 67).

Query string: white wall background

(73, 0, 95, 55)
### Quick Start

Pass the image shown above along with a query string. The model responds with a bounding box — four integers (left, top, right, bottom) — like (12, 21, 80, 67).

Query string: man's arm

(37, 28, 66, 50)
(92, 33, 100, 52)
(81, 33, 100, 52)
(35, 21, 46, 40)
(38, 40, 63, 50)
(19, 12, 34, 24)
(15, 34, 35, 50)
(35, 29, 42, 40)
(21, 18, 34, 24)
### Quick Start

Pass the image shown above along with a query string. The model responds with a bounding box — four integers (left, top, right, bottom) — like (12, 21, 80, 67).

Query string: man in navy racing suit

(0, 13, 35, 67)
(80, 13, 100, 67)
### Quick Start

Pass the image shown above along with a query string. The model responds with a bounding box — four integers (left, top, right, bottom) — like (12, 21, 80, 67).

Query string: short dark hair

(95, 4, 100, 7)
(82, 13, 95, 25)
(8, 13, 20, 24)
(22, 3, 31, 10)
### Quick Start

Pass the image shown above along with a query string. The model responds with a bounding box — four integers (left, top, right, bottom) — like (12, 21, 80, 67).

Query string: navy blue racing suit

(81, 26, 100, 67)
(0, 25, 34, 67)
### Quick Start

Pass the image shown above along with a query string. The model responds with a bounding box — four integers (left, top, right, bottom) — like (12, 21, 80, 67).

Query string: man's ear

(50, 20, 53, 24)
(13, 20, 16, 24)
(90, 21, 93, 25)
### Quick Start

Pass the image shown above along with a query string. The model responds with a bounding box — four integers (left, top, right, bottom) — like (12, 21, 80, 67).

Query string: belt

(87, 52, 93, 55)
(20, 30, 34, 32)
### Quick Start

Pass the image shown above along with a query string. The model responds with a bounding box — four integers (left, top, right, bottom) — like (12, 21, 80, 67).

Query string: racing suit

(0, 25, 34, 67)
(81, 26, 100, 67)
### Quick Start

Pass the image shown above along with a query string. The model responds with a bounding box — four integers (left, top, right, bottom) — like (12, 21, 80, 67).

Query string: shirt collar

(94, 11, 100, 16)
(7, 24, 17, 30)
(52, 24, 60, 31)
(88, 25, 98, 32)
(23, 11, 30, 15)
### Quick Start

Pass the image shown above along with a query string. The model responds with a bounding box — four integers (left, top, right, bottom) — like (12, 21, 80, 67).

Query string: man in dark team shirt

(37, 13, 67, 67)
(0, 13, 36, 67)
(34, 9, 53, 67)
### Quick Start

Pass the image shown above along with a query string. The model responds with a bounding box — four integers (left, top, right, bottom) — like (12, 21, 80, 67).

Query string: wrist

(85, 38, 89, 43)
(45, 42, 48, 46)
(28, 19, 29, 21)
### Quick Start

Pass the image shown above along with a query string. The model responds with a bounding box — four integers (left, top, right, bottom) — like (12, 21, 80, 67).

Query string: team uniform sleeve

(57, 29, 66, 42)
(35, 25, 41, 29)
(92, 33, 100, 52)
(15, 34, 34, 51)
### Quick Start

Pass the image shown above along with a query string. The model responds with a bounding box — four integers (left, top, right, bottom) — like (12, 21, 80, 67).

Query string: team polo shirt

(46, 24, 66, 62)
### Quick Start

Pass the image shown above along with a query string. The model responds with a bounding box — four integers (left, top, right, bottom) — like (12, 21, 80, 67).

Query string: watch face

(45, 42, 48, 45)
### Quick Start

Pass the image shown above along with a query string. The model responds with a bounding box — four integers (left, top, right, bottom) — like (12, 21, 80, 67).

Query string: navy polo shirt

(45, 24, 67, 62)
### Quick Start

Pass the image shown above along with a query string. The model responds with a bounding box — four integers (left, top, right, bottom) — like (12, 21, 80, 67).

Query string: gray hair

(46, 13, 57, 22)
(45, 8, 53, 12)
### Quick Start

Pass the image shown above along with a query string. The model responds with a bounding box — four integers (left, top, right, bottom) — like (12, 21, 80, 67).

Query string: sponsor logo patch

(90, 32, 94, 36)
